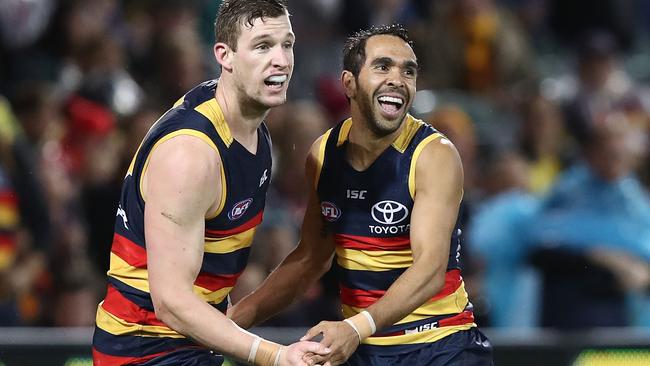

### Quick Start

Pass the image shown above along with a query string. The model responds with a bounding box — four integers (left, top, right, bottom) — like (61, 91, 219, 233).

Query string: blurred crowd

(1, 0, 650, 331)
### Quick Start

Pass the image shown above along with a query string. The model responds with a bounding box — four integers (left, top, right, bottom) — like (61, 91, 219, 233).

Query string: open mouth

(377, 95, 405, 117)
(264, 74, 287, 88)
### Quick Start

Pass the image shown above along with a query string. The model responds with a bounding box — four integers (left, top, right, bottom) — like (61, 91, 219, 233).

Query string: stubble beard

(357, 87, 404, 137)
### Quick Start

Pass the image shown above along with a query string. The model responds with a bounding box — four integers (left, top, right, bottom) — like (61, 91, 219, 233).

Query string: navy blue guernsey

(93, 80, 272, 365)
(314, 115, 475, 349)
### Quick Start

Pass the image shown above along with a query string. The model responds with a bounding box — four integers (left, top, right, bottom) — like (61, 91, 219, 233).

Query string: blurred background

(1, 0, 650, 365)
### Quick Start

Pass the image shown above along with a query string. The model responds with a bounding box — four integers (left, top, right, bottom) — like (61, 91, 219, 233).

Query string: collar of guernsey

(314, 114, 475, 347)
(93, 80, 273, 363)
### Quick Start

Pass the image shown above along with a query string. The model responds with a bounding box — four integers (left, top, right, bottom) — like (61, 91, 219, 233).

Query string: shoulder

(412, 136, 463, 197)
(416, 135, 462, 171)
(150, 134, 221, 179)
(305, 129, 335, 188)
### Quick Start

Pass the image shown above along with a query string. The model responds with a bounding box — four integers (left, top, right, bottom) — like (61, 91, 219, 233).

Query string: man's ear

(341, 70, 356, 99)
(214, 42, 234, 72)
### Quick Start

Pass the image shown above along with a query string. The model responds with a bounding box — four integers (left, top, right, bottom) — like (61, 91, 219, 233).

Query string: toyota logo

(371, 200, 409, 225)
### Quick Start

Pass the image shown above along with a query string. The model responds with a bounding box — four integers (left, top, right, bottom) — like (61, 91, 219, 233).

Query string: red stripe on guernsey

(205, 211, 263, 238)
(93, 348, 165, 366)
(334, 234, 410, 251)
(340, 286, 386, 308)
(340, 269, 463, 308)
(0, 191, 18, 206)
(111, 233, 147, 268)
(194, 271, 241, 291)
(102, 285, 166, 326)
(431, 269, 462, 301)
(438, 310, 475, 327)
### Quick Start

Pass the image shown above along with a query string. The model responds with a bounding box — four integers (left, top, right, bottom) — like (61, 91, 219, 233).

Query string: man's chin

(261, 95, 288, 108)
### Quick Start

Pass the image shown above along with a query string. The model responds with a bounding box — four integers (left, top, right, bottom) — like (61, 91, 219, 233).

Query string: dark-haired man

(230, 24, 493, 365)
(92, 1, 330, 365)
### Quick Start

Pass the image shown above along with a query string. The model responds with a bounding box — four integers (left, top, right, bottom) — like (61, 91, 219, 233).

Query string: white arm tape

(343, 318, 361, 341)
(360, 310, 377, 334)
(248, 337, 261, 364)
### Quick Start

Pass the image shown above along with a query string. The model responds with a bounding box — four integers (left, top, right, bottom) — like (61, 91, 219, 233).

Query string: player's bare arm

(145, 135, 256, 360)
(229, 136, 336, 329)
(367, 137, 462, 327)
(145, 135, 328, 365)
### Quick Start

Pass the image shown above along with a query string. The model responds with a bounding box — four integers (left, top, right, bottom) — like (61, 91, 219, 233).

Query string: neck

(346, 111, 405, 171)
(215, 77, 268, 149)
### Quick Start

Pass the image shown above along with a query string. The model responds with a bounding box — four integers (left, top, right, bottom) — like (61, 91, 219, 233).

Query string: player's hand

(300, 321, 359, 366)
(281, 340, 331, 366)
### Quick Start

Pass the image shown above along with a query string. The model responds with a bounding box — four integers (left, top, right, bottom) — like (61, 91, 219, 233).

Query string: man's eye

(256, 43, 270, 50)
(283, 42, 294, 49)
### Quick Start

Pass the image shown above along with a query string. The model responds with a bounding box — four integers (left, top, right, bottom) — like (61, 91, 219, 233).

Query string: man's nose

(386, 68, 404, 87)
(272, 46, 291, 69)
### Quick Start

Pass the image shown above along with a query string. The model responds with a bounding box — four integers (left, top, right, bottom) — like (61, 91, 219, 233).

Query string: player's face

(354, 35, 417, 136)
(231, 13, 294, 110)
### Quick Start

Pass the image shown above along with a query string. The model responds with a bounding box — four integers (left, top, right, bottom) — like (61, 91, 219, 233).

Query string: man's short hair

(342, 24, 413, 78)
(214, 0, 289, 51)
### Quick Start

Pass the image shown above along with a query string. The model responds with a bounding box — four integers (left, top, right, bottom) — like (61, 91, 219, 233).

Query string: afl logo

(321, 202, 341, 222)
(371, 200, 409, 225)
(228, 198, 253, 220)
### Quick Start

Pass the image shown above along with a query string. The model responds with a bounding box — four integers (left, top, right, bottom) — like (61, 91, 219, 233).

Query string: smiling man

(91, 1, 331, 365)
(230, 24, 493, 366)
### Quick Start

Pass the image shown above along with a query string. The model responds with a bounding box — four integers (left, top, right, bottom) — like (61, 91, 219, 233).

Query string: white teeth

(378, 96, 403, 105)
(267, 75, 287, 83)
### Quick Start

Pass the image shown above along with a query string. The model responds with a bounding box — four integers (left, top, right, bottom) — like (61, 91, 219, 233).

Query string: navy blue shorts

(137, 348, 224, 366)
(346, 328, 493, 366)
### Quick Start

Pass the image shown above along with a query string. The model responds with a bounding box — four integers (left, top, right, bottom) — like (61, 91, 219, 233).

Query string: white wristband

(248, 337, 261, 363)
(343, 318, 361, 341)
(360, 311, 377, 334)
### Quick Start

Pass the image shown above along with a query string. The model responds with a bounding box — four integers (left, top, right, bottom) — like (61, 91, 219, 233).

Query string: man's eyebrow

(370, 57, 395, 65)
(404, 60, 419, 70)
(371, 57, 419, 70)
(250, 32, 295, 44)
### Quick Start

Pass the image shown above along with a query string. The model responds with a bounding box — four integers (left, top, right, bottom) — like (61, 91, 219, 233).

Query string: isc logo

(228, 198, 253, 220)
(320, 201, 341, 222)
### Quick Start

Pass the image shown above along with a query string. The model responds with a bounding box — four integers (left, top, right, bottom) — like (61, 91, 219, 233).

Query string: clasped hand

(299, 320, 360, 366)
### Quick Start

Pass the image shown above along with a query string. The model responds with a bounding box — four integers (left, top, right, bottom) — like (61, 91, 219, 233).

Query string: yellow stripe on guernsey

(336, 119, 353, 147)
(342, 282, 470, 323)
(365, 324, 474, 346)
(408, 132, 443, 198)
(313, 129, 332, 189)
(342, 282, 474, 345)
(108, 253, 232, 304)
(392, 115, 424, 153)
(96, 304, 184, 338)
(204, 226, 256, 254)
(336, 247, 412, 271)
(194, 99, 233, 147)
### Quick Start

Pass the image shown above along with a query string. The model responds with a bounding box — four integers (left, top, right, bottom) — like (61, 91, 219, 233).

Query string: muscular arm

(145, 135, 257, 359)
(230, 137, 336, 329)
(365, 137, 463, 330)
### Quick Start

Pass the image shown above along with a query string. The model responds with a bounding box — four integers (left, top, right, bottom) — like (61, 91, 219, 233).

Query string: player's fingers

(299, 341, 331, 355)
(300, 323, 324, 341)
